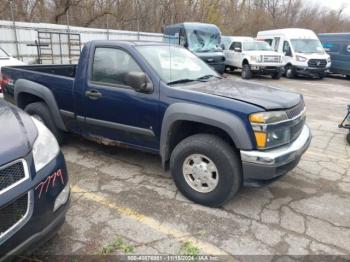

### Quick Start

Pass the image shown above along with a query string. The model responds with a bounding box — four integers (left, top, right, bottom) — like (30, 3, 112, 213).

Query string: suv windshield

(0, 48, 9, 58)
(290, 39, 324, 54)
(243, 41, 272, 51)
(186, 28, 221, 52)
(136, 45, 219, 84)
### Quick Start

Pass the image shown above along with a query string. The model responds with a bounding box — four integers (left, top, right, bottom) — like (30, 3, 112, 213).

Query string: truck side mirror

(221, 44, 225, 50)
(125, 72, 153, 93)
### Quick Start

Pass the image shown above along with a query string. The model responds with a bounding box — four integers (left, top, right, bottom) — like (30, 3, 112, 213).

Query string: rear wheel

(285, 65, 296, 79)
(242, 64, 252, 79)
(170, 134, 242, 207)
(25, 102, 65, 144)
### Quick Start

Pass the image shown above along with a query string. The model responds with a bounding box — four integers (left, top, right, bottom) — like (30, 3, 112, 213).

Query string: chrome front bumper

(240, 125, 311, 186)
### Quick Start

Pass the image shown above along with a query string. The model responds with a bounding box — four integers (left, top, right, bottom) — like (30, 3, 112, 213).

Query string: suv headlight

(249, 111, 291, 149)
(250, 55, 262, 63)
(32, 118, 60, 172)
(327, 56, 331, 63)
(296, 55, 307, 62)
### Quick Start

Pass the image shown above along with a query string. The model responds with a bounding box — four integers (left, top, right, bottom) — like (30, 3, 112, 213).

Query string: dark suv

(0, 99, 70, 258)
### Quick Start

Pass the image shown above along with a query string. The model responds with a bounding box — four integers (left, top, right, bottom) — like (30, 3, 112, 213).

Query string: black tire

(241, 64, 252, 79)
(347, 133, 350, 145)
(346, 75, 350, 79)
(271, 71, 281, 80)
(318, 72, 325, 79)
(170, 134, 242, 207)
(285, 64, 296, 79)
(25, 102, 65, 144)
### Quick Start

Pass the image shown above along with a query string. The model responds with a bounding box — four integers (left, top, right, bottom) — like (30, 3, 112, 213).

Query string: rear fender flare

(14, 79, 67, 131)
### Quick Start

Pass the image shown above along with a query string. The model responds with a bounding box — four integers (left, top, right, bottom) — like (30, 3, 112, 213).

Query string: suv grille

(263, 55, 280, 63)
(0, 161, 26, 192)
(0, 193, 28, 237)
(308, 59, 327, 68)
(286, 100, 305, 119)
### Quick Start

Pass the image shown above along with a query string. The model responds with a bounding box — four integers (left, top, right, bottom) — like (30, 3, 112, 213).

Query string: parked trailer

(319, 33, 350, 78)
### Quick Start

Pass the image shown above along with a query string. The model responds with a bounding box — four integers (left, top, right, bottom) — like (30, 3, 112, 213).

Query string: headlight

(250, 55, 262, 63)
(296, 55, 307, 62)
(249, 111, 291, 149)
(32, 118, 60, 172)
(54, 182, 70, 212)
(327, 56, 331, 63)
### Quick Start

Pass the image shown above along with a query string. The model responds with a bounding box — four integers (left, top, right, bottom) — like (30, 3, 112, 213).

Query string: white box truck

(257, 28, 331, 79)
(221, 36, 285, 79)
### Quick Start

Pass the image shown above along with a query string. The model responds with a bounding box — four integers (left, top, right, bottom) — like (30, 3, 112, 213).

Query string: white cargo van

(257, 28, 331, 79)
(221, 36, 284, 79)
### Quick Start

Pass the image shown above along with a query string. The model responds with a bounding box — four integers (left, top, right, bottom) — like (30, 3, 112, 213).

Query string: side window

(91, 48, 143, 87)
(283, 41, 292, 56)
(230, 42, 242, 51)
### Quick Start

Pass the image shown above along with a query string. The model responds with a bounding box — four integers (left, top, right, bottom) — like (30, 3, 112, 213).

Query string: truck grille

(286, 100, 305, 119)
(308, 59, 327, 68)
(0, 161, 26, 193)
(263, 55, 280, 63)
(0, 193, 29, 238)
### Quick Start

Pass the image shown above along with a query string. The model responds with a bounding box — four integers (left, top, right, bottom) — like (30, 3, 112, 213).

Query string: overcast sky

(308, 0, 350, 15)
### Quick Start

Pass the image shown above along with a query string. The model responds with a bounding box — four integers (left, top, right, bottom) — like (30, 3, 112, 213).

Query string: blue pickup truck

(1, 41, 311, 207)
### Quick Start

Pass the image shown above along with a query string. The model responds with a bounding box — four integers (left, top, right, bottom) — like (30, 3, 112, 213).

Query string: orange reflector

(249, 113, 265, 123)
(254, 132, 267, 148)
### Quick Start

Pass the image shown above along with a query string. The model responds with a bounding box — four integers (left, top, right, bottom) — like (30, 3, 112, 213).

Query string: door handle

(85, 90, 102, 100)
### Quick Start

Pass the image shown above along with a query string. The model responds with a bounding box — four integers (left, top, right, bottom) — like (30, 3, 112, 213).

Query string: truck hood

(295, 52, 329, 59)
(177, 78, 302, 110)
(0, 57, 26, 68)
(0, 100, 37, 166)
(243, 50, 281, 56)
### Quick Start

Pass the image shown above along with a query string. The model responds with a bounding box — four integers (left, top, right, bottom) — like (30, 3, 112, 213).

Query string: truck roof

(257, 28, 318, 39)
(88, 40, 177, 47)
(222, 36, 254, 42)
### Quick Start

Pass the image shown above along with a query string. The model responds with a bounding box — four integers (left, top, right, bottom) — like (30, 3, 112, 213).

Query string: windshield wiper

(196, 74, 222, 81)
(167, 79, 198, 85)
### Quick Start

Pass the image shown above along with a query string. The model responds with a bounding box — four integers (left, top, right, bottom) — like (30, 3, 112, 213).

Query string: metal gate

(37, 31, 81, 64)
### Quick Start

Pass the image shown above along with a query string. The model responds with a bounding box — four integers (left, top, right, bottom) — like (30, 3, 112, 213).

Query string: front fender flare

(160, 103, 253, 167)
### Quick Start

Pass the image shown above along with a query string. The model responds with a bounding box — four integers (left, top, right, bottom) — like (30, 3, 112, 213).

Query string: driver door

(283, 41, 293, 64)
(83, 47, 159, 150)
(232, 42, 242, 67)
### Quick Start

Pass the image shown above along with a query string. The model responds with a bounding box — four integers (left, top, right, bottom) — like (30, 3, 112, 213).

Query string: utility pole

(9, 0, 20, 60)
(136, 0, 140, 40)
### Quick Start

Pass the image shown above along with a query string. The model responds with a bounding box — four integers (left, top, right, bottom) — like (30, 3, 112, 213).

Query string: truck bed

(5, 64, 77, 78)
(1, 64, 76, 111)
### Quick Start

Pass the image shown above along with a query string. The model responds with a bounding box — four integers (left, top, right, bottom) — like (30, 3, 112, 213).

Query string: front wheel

(170, 134, 242, 207)
(242, 64, 252, 79)
(285, 65, 296, 79)
(271, 71, 282, 80)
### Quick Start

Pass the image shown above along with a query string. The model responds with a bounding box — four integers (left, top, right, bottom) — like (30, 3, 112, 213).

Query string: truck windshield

(136, 45, 219, 84)
(290, 39, 324, 54)
(186, 28, 221, 52)
(0, 48, 9, 58)
(243, 41, 273, 51)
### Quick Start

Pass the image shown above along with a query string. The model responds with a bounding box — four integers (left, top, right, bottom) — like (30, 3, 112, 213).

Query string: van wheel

(271, 71, 281, 79)
(242, 64, 252, 79)
(25, 102, 65, 144)
(285, 65, 295, 79)
(170, 134, 242, 207)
